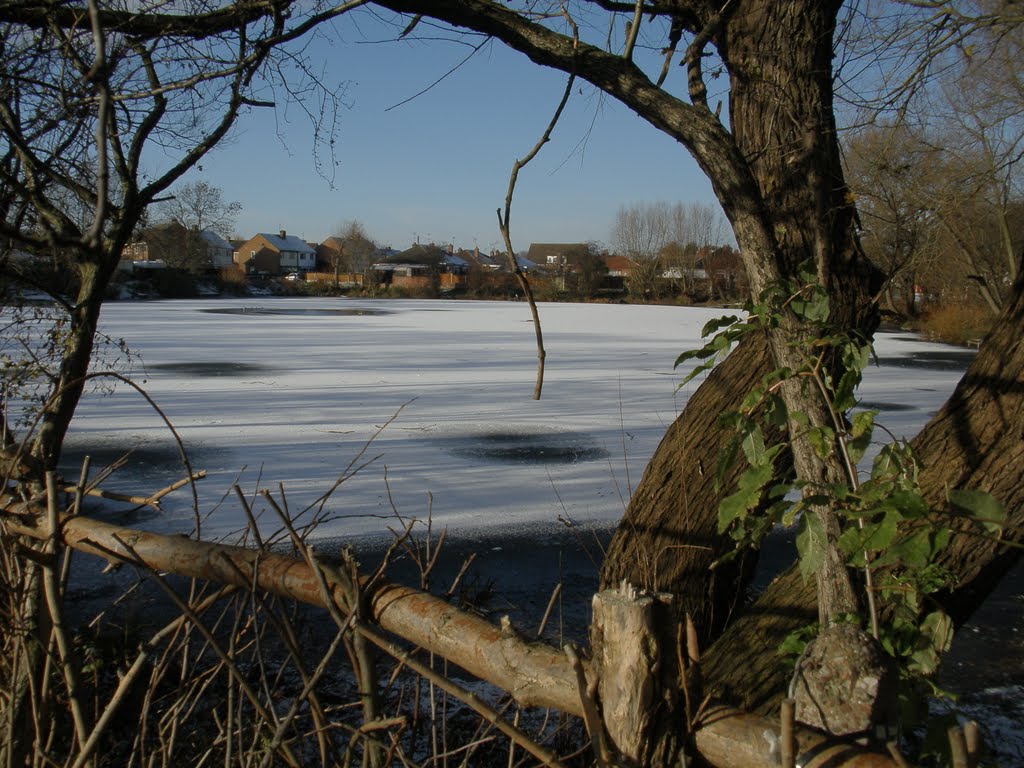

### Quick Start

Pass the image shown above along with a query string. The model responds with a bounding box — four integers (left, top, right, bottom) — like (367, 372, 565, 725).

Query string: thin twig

(69, 586, 238, 768)
(536, 583, 562, 639)
(565, 643, 609, 768)
(41, 474, 89, 751)
(622, 0, 643, 60)
(108, 535, 301, 768)
(496, 15, 578, 400)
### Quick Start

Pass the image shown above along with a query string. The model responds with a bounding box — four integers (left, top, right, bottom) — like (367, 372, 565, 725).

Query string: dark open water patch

(60, 438, 213, 483)
(434, 428, 610, 465)
(855, 401, 917, 412)
(59, 438, 217, 525)
(875, 349, 976, 371)
(147, 361, 274, 377)
(201, 307, 391, 317)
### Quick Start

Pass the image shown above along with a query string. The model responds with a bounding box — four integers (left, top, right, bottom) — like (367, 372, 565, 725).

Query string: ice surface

(54, 298, 970, 543)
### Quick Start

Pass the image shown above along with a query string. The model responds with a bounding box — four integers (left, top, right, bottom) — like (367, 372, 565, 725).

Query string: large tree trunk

(702, 275, 1024, 713)
(601, 0, 881, 635)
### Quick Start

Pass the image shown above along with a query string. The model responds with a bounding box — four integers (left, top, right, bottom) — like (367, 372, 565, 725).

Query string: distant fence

(305, 271, 365, 285)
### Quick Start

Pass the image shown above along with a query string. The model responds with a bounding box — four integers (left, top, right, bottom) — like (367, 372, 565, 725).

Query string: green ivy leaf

(876, 529, 932, 570)
(807, 425, 835, 461)
(921, 610, 954, 654)
(679, 357, 718, 385)
(700, 314, 741, 338)
(909, 611, 955, 675)
(791, 287, 830, 323)
(741, 426, 767, 464)
(738, 460, 774, 492)
(841, 338, 873, 374)
(718, 488, 755, 533)
(845, 410, 877, 464)
(949, 489, 1006, 533)
(796, 511, 827, 581)
(764, 393, 788, 428)
(871, 442, 913, 482)
(790, 410, 810, 429)
(837, 510, 900, 564)
(889, 489, 929, 520)
(833, 368, 862, 412)
(717, 462, 774, 533)
(674, 346, 716, 368)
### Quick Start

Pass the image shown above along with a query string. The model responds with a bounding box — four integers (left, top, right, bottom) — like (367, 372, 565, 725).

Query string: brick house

(234, 230, 316, 275)
(604, 255, 635, 278)
(371, 243, 469, 289)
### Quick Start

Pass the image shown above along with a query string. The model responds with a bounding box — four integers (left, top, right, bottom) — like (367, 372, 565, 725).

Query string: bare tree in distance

(928, 28, 1023, 312)
(843, 10, 1022, 314)
(611, 201, 671, 299)
(613, 200, 728, 299)
(146, 181, 243, 272)
(665, 201, 730, 298)
(326, 219, 377, 286)
(844, 123, 941, 316)
(158, 181, 242, 239)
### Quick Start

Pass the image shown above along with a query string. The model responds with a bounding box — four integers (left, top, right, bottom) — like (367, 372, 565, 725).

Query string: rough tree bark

(34, 252, 124, 470)
(599, 335, 773, 643)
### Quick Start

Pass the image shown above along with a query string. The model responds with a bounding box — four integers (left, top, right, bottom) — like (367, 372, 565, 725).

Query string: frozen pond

(58, 297, 971, 543)
(42, 298, 1024, 761)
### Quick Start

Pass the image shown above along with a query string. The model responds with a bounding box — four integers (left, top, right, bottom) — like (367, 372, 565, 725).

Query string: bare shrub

(917, 304, 995, 345)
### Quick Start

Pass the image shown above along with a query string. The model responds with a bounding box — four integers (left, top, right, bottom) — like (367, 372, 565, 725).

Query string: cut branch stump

(590, 583, 682, 767)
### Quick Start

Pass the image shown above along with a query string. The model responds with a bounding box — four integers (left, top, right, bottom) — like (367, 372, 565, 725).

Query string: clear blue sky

(187, 9, 722, 252)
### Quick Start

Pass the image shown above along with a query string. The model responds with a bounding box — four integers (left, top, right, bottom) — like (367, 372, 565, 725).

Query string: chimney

(279, 229, 286, 239)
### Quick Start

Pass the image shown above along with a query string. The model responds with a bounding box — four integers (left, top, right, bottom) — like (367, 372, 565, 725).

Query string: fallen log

(0, 494, 903, 768)
(1, 499, 578, 711)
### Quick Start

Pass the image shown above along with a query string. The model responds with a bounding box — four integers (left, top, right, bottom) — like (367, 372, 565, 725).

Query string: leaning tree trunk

(32, 249, 120, 471)
(702, 274, 1024, 714)
(601, 0, 881, 638)
(600, 335, 775, 644)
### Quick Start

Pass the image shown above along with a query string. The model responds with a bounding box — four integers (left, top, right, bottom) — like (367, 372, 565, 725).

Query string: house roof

(526, 243, 589, 263)
(604, 255, 635, 273)
(388, 244, 468, 267)
(200, 230, 233, 250)
(256, 232, 315, 254)
(319, 236, 345, 252)
(457, 249, 500, 269)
